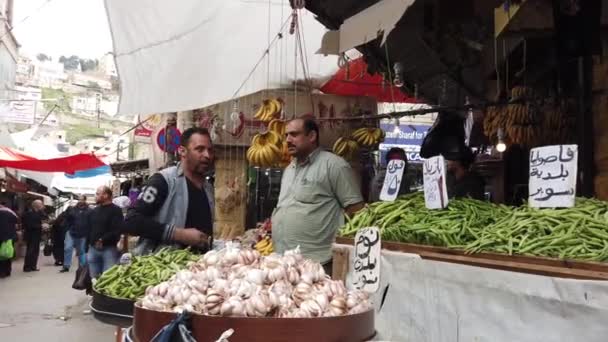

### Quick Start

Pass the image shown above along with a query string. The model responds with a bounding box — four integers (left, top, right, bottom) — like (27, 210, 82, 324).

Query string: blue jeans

(64, 231, 86, 269)
(87, 246, 119, 279)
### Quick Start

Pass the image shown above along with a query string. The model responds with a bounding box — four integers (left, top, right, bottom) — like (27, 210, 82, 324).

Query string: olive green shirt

(271, 149, 363, 263)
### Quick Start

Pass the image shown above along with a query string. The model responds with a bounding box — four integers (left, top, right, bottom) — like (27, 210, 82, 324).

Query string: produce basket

(90, 289, 135, 328)
(132, 304, 375, 342)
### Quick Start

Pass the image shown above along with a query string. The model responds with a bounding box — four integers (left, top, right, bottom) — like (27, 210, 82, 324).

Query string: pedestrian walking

(22, 200, 47, 272)
(88, 186, 123, 279)
(61, 196, 91, 273)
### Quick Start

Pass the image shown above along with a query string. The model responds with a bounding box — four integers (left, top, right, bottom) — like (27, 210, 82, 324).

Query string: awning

(104, 0, 346, 115)
(0, 146, 35, 162)
(321, 57, 416, 103)
(26, 191, 54, 206)
(0, 149, 106, 173)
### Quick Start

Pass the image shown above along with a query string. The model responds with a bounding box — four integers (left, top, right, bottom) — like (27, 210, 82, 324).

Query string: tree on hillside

(80, 59, 99, 72)
(59, 55, 81, 70)
(36, 53, 50, 62)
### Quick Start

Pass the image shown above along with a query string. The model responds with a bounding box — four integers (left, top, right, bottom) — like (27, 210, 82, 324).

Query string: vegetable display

(139, 246, 372, 317)
(94, 248, 200, 300)
(340, 192, 608, 262)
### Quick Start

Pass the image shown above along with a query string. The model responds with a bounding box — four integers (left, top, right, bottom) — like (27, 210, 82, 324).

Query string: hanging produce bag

(0, 239, 14, 260)
(420, 110, 466, 160)
(72, 264, 92, 295)
(150, 312, 195, 342)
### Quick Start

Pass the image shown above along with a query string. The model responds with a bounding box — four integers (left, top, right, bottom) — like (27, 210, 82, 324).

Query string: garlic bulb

(139, 246, 372, 318)
(203, 251, 219, 266)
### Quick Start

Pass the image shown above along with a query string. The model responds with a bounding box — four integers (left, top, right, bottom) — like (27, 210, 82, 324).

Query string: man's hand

(95, 239, 104, 250)
(173, 228, 210, 247)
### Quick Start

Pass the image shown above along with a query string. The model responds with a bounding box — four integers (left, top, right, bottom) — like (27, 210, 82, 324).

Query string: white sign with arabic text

(380, 159, 406, 201)
(353, 227, 381, 293)
(423, 155, 448, 209)
(529, 145, 578, 208)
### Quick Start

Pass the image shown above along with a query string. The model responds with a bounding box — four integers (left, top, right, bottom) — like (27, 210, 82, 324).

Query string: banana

(253, 101, 268, 120)
(333, 138, 345, 153)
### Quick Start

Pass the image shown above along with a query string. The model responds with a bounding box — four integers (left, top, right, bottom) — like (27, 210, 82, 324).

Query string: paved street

(0, 254, 116, 342)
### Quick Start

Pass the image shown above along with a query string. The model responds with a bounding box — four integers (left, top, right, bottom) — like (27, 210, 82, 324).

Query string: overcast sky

(13, 0, 113, 60)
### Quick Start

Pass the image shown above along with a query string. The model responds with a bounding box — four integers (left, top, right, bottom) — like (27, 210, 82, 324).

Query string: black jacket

(66, 205, 92, 238)
(0, 208, 18, 242)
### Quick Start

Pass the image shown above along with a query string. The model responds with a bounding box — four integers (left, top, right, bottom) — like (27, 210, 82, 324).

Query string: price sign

(423, 155, 448, 209)
(379, 159, 406, 201)
(529, 145, 578, 208)
(352, 227, 381, 293)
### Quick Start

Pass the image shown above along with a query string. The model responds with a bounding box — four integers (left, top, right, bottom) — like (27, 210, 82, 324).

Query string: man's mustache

(287, 144, 295, 148)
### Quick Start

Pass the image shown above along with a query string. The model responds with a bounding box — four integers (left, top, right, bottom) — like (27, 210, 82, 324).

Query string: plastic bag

(72, 264, 92, 294)
(0, 240, 14, 260)
(150, 312, 196, 342)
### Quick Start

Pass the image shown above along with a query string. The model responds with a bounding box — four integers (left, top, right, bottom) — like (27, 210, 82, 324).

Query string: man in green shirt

(272, 118, 364, 275)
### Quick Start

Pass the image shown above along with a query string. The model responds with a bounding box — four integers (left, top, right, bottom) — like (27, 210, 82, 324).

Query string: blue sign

(379, 123, 430, 164)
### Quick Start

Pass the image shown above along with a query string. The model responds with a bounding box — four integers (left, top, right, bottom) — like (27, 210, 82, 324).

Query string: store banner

(337, 244, 608, 342)
(379, 123, 430, 163)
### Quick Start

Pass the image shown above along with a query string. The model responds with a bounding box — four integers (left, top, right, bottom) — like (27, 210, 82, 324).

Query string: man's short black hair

(387, 147, 407, 161)
(180, 127, 211, 147)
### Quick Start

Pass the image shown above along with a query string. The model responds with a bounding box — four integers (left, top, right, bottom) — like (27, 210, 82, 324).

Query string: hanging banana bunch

(268, 119, 286, 138)
(350, 127, 385, 147)
(246, 130, 283, 168)
(332, 137, 360, 161)
(253, 99, 282, 123)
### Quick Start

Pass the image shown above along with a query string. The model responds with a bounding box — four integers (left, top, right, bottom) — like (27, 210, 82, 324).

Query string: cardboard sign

(380, 159, 406, 201)
(529, 145, 578, 208)
(423, 155, 448, 209)
(353, 227, 381, 293)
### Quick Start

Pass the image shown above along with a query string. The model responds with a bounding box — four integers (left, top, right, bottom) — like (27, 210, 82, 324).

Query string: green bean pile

(340, 193, 608, 262)
(94, 248, 200, 300)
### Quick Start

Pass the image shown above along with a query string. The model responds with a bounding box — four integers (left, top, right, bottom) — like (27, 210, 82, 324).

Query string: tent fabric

(0, 148, 106, 174)
(320, 57, 416, 103)
(65, 165, 112, 179)
(104, 0, 345, 115)
(0, 147, 35, 161)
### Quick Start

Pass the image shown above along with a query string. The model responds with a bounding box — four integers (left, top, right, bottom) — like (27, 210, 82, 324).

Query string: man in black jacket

(87, 186, 123, 278)
(22, 200, 47, 272)
(61, 196, 91, 273)
(0, 203, 18, 278)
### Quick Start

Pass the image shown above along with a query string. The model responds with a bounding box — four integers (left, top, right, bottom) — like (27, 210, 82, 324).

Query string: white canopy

(104, 0, 348, 115)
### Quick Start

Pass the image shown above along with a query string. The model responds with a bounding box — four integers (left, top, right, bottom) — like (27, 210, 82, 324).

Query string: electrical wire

(0, 0, 53, 42)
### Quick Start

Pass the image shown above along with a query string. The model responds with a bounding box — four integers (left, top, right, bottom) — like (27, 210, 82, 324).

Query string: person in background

(369, 147, 411, 202)
(124, 127, 215, 255)
(446, 147, 485, 200)
(0, 203, 18, 278)
(272, 118, 364, 275)
(87, 186, 123, 278)
(61, 196, 91, 273)
(50, 208, 70, 266)
(22, 200, 47, 272)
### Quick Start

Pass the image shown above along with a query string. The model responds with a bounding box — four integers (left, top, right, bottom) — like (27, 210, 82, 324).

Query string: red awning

(320, 57, 417, 103)
(0, 147, 36, 161)
(0, 147, 106, 174)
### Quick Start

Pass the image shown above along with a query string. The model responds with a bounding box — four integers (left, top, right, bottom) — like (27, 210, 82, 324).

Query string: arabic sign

(353, 227, 381, 293)
(380, 159, 406, 201)
(423, 155, 448, 209)
(529, 145, 578, 208)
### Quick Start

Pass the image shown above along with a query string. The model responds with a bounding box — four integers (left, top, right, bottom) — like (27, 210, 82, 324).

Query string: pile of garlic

(138, 245, 372, 318)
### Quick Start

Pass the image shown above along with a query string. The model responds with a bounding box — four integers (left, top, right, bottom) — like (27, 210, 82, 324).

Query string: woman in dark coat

(51, 210, 69, 266)
(0, 204, 18, 278)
